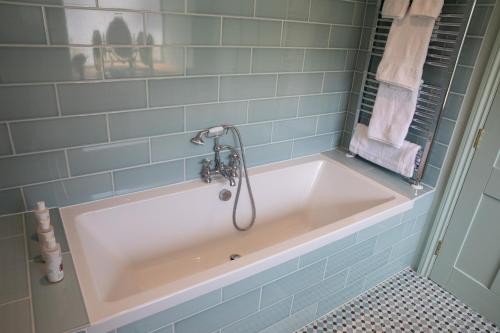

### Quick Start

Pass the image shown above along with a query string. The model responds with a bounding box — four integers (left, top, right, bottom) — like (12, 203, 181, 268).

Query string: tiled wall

(0, 190, 434, 333)
(421, 0, 495, 186)
(340, 0, 497, 187)
(0, 0, 374, 215)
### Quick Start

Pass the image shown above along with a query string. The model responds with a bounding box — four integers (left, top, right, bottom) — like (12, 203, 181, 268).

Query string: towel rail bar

(350, 0, 477, 186)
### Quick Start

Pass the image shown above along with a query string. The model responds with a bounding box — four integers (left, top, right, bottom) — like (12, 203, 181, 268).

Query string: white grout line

(279, 20, 284, 47)
(296, 96, 301, 117)
(63, 149, 72, 177)
(145, 79, 150, 108)
(183, 46, 188, 76)
(110, 170, 116, 193)
(182, 158, 186, 181)
(0, 0, 386, 8)
(0, 296, 31, 308)
(19, 188, 28, 211)
(246, 100, 250, 123)
(322, 257, 330, 280)
(307, 0, 312, 22)
(20, 213, 37, 333)
(301, 49, 307, 71)
(249, 47, 254, 73)
(0, 43, 363, 51)
(105, 114, 111, 142)
(289, 295, 295, 315)
(6, 123, 16, 154)
(257, 287, 263, 309)
(183, 106, 187, 132)
(41, 6, 50, 45)
(53, 84, 62, 116)
(217, 75, 221, 102)
(343, 50, 350, 71)
(274, 74, 279, 97)
(219, 17, 223, 45)
(327, 25, 333, 48)
(148, 137, 153, 163)
(270, 121, 275, 141)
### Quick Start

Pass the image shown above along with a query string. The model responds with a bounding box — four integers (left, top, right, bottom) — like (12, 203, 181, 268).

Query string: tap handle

(230, 152, 239, 162)
(201, 159, 212, 183)
(202, 159, 211, 167)
(229, 153, 240, 168)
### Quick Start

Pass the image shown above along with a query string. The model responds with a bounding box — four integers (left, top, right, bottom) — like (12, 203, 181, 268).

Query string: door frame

(419, 33, 500, 277)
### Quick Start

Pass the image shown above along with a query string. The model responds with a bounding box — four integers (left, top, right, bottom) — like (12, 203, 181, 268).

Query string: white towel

(367, 82, 420, 148)
(409, 0, 444, 19)
(381, 0, 410, 19)
(349, 123, 420, 177)
(376, 14, 437, 91)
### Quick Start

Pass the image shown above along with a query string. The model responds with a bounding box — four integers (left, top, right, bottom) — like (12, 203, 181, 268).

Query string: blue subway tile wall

(340, 0, 497, 188)
(0, 0, 373, 215)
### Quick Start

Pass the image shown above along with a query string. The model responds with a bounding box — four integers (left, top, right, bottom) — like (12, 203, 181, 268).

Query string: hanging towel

(367, 81, 420, 148)
(381, 0, 410, 19)
(349, 123, 420, 177)
(376, 14, 439, 91)
(409, 0, 444, 19)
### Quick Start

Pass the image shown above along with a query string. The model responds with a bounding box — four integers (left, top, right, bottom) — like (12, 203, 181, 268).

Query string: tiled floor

(296, 268, 499, 333)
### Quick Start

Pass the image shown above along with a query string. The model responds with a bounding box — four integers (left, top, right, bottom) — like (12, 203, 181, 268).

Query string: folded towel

(376, 15, 437, 91)
(382, 0, 410, 19)
(409, 0, 444, 19)
(367, 81, 420, 148)
(349, 123, 420, 177)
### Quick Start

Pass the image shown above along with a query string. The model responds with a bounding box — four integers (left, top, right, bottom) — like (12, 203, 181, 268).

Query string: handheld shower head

(190, 136, 204, 145)
(190, 130, 208, 145)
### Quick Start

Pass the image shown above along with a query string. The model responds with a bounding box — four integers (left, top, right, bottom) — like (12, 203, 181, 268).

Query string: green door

(430, 83, 500, 325)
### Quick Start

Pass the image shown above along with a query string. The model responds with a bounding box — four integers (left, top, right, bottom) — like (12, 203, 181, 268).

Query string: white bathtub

(60, 154, 413, 332)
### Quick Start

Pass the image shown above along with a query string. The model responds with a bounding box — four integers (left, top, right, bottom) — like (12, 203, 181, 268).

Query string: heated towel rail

(352, 0, 477, 186)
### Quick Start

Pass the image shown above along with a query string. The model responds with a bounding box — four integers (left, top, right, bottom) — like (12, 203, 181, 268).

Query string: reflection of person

(72, 53, 87, 80)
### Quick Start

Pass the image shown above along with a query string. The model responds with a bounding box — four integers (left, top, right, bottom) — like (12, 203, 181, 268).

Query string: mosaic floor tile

(296, 268, 499, 333)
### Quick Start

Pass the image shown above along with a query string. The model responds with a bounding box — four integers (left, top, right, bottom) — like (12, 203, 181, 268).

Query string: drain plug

(219, 189, 232, 201)
(229, 254, 241, 261)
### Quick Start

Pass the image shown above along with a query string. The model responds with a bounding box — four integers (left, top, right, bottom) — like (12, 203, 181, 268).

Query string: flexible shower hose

(227, 126, 256, 231)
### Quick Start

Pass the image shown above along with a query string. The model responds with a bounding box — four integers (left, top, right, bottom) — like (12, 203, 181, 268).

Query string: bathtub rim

(60, 153, 415, 332)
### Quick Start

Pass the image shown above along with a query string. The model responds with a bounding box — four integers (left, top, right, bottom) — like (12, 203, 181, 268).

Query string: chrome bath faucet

(190, 126, 240, 186)
(190, 125, 256, 231)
